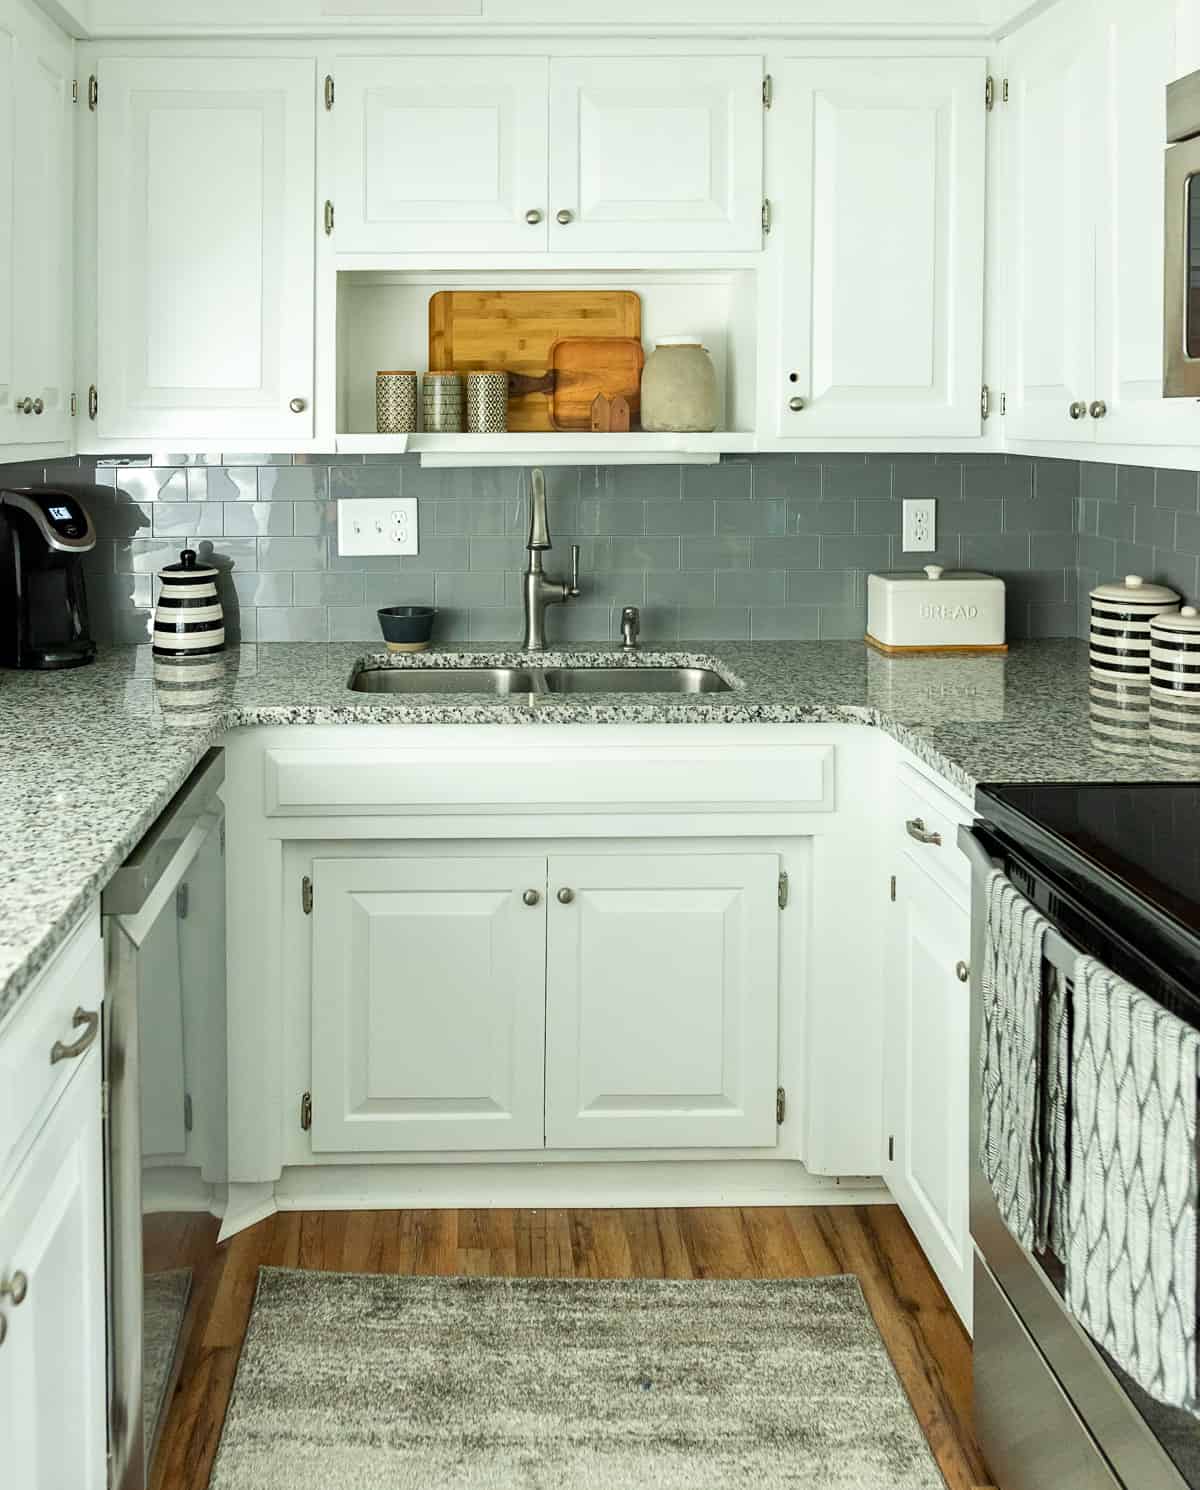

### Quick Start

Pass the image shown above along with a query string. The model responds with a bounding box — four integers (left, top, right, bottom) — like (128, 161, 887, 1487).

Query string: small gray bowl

(378, 605, 436, 652)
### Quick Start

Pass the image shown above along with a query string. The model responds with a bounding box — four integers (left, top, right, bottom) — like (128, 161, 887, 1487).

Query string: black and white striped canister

(1089, 575, 1180, 684)
(1150, 606, 1200, 759)
(153, 548, 225, 657)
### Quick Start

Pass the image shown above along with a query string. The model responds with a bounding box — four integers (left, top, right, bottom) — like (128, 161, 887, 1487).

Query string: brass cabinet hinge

(88, 75, 98, 111)
(777, 870, 789, 910)
(776, 1086, 786, 1125)
(324, 74, 335, 110)
(981, 384, 991, 420)
(71, 79, 78, 104)
(889, 874, 897, 902)
(761, 197, 772, 236)
(985, 75, 1009, 111)
(888, 1134, 895, 1162)
(323, 200, 335, 236)
(762, 73, 773, 110)
(176, 882, 189, 920)
(69, 392, 78, 417)
(300, 1091, 312, 1131)
(302, 875, 313, 914)
(88, 385, 98, 420)
(184, 1093, 193, 1132)
(101, 1080, 110, 1124)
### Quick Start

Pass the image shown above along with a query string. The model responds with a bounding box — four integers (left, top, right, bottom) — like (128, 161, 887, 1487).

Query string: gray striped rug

(209, 1269, 944, 1490)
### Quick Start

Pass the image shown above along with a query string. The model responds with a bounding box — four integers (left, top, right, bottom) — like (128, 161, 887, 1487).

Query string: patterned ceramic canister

(1088, 574, 1180, 684)
(422, 371, 464, 433)
(1089, 674, 1151, 756)
(376, 370, 418, 434)
(153, 548, 225, 657)
(1149, 605, 1200, 759)
(466, 371, 508, 433)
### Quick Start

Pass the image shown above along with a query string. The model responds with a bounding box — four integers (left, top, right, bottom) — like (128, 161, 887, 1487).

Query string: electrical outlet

(902, 498, 936, 553)
(336, 497, 418, 557)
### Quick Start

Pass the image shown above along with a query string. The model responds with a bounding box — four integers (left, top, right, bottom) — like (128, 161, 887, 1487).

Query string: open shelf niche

(334, 268, 758, 465)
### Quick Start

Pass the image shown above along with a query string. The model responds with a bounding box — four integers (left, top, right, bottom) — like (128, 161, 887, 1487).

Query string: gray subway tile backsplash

(21, 448, 1200, 647)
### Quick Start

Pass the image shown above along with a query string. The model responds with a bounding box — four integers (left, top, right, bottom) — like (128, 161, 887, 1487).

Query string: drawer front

(264, 742, 836, 816)
(895, 762, 974, 902)
(0, 905, 104, 1188)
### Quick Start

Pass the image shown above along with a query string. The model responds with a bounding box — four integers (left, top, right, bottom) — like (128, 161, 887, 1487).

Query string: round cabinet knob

(32, 398, 43, 416)
(15, 397, 32, 414)
(288, 397, 308, 414)
(1069, 401, 1088, 420)
(555, 209, 574, 226)
(955, 960, 970, 984)
(556, 887, 575, 905)
(1089, 399, 1108, 420)
(788, 396, 806, 412)
(525, 209, 544, 225)
(522, 889, 541, 907)
(1, 1272, 27, 1307)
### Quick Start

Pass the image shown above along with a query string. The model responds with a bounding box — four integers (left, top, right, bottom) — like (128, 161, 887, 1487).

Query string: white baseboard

(273, 1159, 887, 1212)
(218, 1180, 278, 1242)
(142, 1165, 221, 1217)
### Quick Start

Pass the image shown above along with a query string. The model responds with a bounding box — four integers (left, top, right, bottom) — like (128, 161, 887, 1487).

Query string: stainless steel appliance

(962, 783, 1200, 1490)
(0, 487, 97, 669)
(102, 749, 226, 1490)
(1164, 70, 1200, 397)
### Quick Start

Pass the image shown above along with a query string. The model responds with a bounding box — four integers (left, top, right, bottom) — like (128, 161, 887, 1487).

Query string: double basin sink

(350, 663, 732, 696)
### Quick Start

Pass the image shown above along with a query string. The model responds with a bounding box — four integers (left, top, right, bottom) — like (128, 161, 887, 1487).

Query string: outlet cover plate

(901, 498, 936, 553)
(337, 497, 418, 557)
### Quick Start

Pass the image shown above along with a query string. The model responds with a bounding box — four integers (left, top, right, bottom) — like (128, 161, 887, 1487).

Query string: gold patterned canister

(422, 371, 464, 433)
(1088, 574, 1180, 684)
(466, 371, 508, 433)
(376, 370, 417, 433)
(1150, 605, 1200, 760)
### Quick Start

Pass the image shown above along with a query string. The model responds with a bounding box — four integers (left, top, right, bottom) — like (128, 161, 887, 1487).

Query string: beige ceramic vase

(640, 337, 719, 432)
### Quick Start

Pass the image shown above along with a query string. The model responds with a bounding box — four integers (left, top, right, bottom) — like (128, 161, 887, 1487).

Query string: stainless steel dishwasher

(102, 748, 226, 1490)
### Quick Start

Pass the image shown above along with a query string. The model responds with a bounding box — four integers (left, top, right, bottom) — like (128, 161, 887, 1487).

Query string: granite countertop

(0, 637, 1191, 1024)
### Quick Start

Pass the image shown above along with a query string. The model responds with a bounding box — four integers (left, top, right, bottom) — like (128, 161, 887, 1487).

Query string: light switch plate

(336, 497, 418, 557)
(901, 498, 936, 553)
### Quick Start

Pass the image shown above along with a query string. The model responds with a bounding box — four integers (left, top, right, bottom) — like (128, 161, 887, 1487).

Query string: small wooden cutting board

(548, 337, 644, 431)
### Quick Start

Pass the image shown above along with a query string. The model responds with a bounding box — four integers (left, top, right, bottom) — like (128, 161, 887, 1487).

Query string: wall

(0, 451, 1078, 646)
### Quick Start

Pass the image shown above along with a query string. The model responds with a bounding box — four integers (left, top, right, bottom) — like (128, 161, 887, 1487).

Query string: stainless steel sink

(350, 667, 539, 695)
(540, 666, 730, 694)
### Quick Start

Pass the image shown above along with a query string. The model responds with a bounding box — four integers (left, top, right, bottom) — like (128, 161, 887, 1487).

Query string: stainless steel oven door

(1164, 132, 1200, 397)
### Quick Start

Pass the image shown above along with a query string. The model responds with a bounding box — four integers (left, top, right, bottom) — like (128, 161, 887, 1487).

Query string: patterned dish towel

(1066, 954, 1200, 1413)
(979, 869, 1055, 1253)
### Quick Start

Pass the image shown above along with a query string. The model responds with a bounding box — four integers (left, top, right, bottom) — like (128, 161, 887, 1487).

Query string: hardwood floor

(149, 1204, 989, 1490)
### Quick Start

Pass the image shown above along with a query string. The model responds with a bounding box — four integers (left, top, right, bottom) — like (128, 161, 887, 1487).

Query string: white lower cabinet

(884, 856, 972, 1328)
(307, 845, 782, 1156)
(0, 1045, 107, 1490)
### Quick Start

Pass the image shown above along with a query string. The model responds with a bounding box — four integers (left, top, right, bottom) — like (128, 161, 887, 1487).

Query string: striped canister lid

(153, 548, 225, 658)
(1089, 574, 1180, 684)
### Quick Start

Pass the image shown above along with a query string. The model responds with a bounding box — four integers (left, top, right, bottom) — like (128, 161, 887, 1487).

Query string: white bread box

(866, 566, 1006, 654)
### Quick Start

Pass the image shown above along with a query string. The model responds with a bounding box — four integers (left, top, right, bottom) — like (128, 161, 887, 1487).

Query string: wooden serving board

(548, 336, 644, 431)
(428, 290, 641, 432)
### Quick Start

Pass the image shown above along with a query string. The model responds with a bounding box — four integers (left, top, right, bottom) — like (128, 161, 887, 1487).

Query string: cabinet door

(884, 861, 972, 1328)
(548, 57, 764, 253)
(545, 852, 779, 1149)
(0, 11, 16, 447)
(1003, 0, 1098, 443)
(0, 1048, 107, 1490)
(776, 57, 985, 437)
(97, 59, 316, 440)
(13, 9, 72, 446)
(332, 57, 550, 253)
(310, 855, 547, 1153)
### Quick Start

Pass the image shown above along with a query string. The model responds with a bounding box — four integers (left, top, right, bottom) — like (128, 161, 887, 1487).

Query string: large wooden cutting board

(428, 290, 642, 432)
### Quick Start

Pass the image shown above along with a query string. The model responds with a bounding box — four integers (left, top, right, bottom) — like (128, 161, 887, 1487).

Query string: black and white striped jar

(1150, 606, 1200, 759)
(1089, 575, 1180, 684)
(153, 549, 225, 657)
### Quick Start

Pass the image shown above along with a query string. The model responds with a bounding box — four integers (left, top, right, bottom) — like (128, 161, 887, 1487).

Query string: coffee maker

(0, 487, 98, 669)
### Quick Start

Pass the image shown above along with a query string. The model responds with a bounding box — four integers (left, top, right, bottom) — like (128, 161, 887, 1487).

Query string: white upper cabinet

(774, 57, 986, 438)
(0, 0, 73, 450)
(548, 57, 764, 253)
(97, 58, 317, 440)
(545, 852, 780, 1150)
(331, 56, 551, 253)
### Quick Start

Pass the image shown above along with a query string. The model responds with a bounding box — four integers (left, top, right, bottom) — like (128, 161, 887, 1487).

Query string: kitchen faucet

(521, 468, 580, 650)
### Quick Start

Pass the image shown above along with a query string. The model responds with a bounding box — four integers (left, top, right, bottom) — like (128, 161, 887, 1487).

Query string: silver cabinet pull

(522, 889, 541, 906)
(0, 1273, 27, 1307)
(1089, 399, 1108, 419)
(50, 1007, 100, 1065)
(788, 396, 806, 411)
(32, 398, 43, 415)
(525, 209, 544, 225)
(15, 396, 32, 414)
(956, 960, 970, 983)
(905, 817, 943, 847)
(556, 887, 575, 904)
(289, 397, 307, 413)
(1069, 401, 1088, 420)
(556, 209, 574, 225)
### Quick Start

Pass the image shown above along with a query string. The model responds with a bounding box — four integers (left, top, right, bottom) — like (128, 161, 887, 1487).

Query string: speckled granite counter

(1, 638, 1192, 1023)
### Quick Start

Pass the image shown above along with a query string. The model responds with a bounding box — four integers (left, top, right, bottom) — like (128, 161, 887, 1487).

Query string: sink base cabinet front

(307, 845, 783, 1157)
